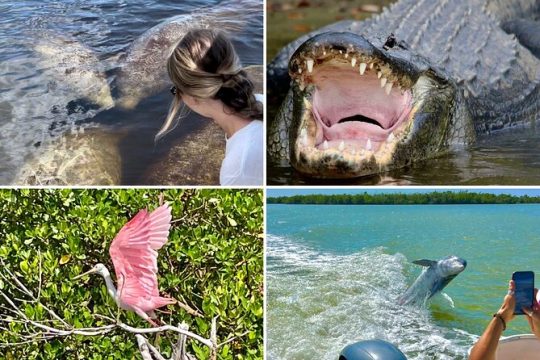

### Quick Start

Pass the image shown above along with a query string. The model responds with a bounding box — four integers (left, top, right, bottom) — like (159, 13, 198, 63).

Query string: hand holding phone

(512, 271, 535, 315)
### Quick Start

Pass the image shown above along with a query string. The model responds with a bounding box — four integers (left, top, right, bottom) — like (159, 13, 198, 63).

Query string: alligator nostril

(383, 33, 397, 50)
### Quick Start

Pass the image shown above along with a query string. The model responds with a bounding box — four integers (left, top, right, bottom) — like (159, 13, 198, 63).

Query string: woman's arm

(469, 280, 516, 360)
(469, 316, 506, 360)
(523, 289, 540, 339)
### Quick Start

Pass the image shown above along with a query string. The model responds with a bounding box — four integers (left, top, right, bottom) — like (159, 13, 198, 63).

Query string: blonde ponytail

(156, 29, 262, 141)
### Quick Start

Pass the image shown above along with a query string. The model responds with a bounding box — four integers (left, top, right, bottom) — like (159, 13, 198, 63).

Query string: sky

(267, 188, 540, 197)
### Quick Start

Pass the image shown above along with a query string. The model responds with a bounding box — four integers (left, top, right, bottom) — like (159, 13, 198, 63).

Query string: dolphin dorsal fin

(412, 259, 437, 267)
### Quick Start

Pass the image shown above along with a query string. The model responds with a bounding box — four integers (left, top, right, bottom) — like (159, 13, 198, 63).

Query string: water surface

(267, 204, 540, 359)
(0, 0, 262, 184)
(267, 130, 540, 185)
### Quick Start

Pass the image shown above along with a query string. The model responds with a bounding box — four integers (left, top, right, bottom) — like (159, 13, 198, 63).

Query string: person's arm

(469, 280, 516, 360)
(523, 289, 540, 339)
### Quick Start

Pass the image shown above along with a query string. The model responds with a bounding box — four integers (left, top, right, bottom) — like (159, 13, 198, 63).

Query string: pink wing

(109, 203, 175, 311)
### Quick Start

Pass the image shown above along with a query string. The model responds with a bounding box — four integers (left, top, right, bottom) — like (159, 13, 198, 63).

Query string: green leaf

(59, 254, 71, 265)
(19, 260, 29, 273)
(227, 217, 238, 227)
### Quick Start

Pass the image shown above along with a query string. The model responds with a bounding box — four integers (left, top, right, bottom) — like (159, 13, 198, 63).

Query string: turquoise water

(266, 204, 540, 359)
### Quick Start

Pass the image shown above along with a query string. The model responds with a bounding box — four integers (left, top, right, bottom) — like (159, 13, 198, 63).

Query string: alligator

(267, 0, 540, 179)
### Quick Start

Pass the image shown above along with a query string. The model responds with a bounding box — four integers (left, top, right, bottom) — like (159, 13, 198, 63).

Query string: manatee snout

(95, 84, 114, 109)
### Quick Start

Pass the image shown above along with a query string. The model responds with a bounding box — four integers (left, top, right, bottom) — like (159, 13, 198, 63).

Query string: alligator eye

(383, 33, 397, 50)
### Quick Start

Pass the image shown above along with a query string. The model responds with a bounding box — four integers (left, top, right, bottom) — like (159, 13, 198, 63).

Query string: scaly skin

(268, 0, 540, 179)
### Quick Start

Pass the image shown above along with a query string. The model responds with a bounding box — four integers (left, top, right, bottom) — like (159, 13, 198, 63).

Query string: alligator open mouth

(282, 32, 461, 178)
(290, 45, 418, 171)
(280, 28, 460, 179)
(310, 59, 412, 152)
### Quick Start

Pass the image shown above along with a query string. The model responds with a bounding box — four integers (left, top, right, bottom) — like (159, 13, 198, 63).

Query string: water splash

(267, 235, 477, 360)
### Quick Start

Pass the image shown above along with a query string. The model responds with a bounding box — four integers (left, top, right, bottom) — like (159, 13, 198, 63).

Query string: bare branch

(158, 193, 165, 206)
(0, 288, 213, 349)
(0, 262, 234, 359)
(173, 323, 188, 360)
(120, 323, 213, 348)
(146, 339, 168, 360)
(176, 301, 203, 318)
(0, 258, 70, 327)
(136, 334, 154, 360)
(218, 330, 250, 348)
(37, 252, 42, 301)
(210, 316, 218, 360)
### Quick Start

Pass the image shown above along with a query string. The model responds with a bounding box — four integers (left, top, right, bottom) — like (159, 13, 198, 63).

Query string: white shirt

(220, 94, 264, 186)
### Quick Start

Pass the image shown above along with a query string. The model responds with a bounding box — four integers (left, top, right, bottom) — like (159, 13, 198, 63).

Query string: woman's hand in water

(497, 280, 516, 324)
(523, 288, 540, 339)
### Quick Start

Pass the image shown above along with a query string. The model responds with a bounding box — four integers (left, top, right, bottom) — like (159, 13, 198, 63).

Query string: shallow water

(266, 204, 540, 359)
(267, 129, 540, 185)
(0, 0, 262, 184)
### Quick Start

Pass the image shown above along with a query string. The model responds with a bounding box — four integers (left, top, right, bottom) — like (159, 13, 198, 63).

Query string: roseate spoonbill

(74, 203, 176, 326)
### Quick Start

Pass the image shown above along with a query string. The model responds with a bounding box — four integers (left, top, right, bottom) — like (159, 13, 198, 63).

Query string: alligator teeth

(298, 68, 302, 74)
(300, 128, 307, 138)
(339, 141, 345, 151)
(377, 71, 382, 79)
(351, 57, 357, 67)
(385, 82, 393, 95)
(306, 59, 314, 73)
(359, 62, 367, 75)
(380, 77, 387, 87)
(369, 63, 374, 69)
(323, 140, 329, 150)
(344, 53, 348, 59)
(387, 133, 395, 143)
(366, 139, 372, 151)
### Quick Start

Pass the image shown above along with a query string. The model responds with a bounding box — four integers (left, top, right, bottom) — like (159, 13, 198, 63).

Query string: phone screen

(513, 271, 535, 315)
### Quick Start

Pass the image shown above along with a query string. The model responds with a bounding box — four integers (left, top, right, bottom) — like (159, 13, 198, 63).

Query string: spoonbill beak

(73, 267, 97, 280)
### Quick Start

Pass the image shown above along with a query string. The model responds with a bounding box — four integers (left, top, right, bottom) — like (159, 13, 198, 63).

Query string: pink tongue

(311, 64, 411, 143)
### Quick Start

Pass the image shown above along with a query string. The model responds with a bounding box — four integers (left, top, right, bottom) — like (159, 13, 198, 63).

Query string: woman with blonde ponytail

(158, 29, 263, 186)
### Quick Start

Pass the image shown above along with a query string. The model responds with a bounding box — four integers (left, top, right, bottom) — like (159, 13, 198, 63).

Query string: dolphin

(115, 0, 262, 109)
(398, 256, 467, 306)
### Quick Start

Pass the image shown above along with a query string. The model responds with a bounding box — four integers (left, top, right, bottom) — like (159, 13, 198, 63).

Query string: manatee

(34, 34, 114, 109)
(115, 0, 261, 109)
(14, 65, 262, 186)
(15, 128, 121, 186)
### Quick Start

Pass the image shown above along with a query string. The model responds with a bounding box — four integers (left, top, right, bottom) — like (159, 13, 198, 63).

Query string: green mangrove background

(0, 189, 263, 359)
(267, 191, 540, 205)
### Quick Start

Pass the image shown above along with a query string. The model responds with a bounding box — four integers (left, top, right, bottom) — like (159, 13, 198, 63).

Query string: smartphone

(512, 271, 535, 315)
